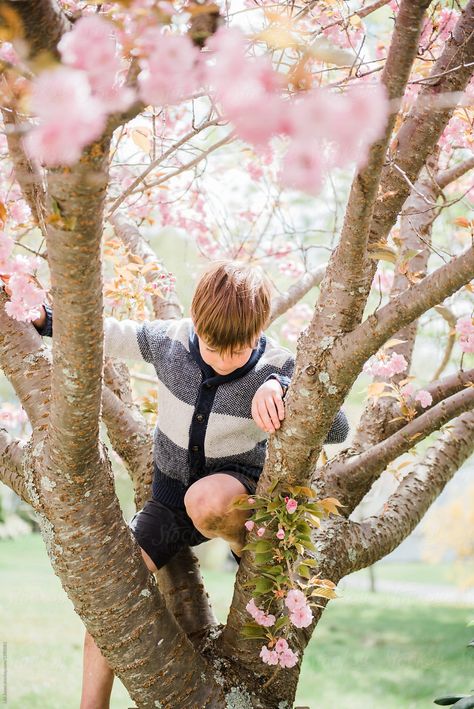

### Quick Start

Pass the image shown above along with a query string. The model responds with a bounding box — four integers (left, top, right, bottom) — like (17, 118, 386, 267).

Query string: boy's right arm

(32, 303, 154, 363)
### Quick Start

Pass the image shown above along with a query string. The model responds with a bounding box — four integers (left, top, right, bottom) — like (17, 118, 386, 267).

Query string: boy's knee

(184, 488, 226, 528)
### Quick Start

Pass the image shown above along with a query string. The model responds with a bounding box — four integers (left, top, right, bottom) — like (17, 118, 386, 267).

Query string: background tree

(1, 0, 474, 706)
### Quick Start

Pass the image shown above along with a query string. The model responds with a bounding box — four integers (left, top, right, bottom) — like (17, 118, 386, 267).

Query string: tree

(1, 0, 474, 706)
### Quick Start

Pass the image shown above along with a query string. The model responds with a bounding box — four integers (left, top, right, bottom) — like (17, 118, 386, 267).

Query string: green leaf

(255, 540, 273, 553)
(434, 699, 468, 707)
(259, 565, 283, 575)
(255, 577, 275, 594)
(254, 510, 273, 522)
(267, 477, 280, 495)
(240, 622, 269, 640)
(241, 541, 259, 552)
(298, 564, 311, 579)
(299, 538, 317, 552)
(296, 521, 312, 537)
(255, 552, 274, 565)
(274, 616, 288, 631)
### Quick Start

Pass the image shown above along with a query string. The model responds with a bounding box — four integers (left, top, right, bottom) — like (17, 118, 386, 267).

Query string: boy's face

(197, 335, 258, 375)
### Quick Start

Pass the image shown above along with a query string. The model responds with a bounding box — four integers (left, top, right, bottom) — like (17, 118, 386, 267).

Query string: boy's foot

(231, 550, 241, 565)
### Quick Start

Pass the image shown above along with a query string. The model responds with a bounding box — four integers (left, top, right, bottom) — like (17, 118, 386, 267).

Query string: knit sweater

(35, 305, 349, 507)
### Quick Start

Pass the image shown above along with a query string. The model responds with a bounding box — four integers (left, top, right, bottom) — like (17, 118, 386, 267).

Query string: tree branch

(1, 107, 48, 238)
(0, 429, 30, 504)
(436, 155, 474, 188)
(0, 0, 71, 61)
(346, 409, 474, 570)
(0, 289, 51, 428)
(350, 156, 439, 452)
(336, 245, 474, 380)
(269, 265, 326, 324)
(368, 0, 474, 249)
(431, 304, 457, 380)
(325, 385, 474, 515)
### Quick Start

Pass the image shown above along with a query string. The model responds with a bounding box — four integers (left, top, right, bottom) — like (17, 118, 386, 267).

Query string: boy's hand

(251, 379, 285, 433)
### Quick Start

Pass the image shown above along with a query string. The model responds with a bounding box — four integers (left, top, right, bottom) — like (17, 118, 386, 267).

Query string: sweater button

(191, 445, 200, 452)
(196, 414, 204, 422)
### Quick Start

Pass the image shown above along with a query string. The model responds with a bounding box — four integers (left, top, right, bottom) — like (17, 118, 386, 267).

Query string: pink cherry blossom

(278, 647, 299, 667)
(4, 272, 45, 322)
(5, 298, 41, 322)
(415, 390, 432, 408)
(363, 351, 408, 379)
(247, 497, 255, 504)
(455, 316, 474, 353)
(257, 526, 266, 537)
(276, 528, 285, 540)
(137, 33, 201, 106)
(274, 638, 288, 653)
(290, 605, 314, 628)
(286, 498, 298, 514)
(24, 67, 107, 166)
(206, 28, 290, 148)
(456, 316, 474, 336)
(401, 382, 415, 398)
(260, 645, 279, 665)
(285, 589, 307, 612)
(246, 597, 275, 627)
(245, 520, 255, 531)
(256, 611, 276, 627)
(280, 139, 324, 195)
(260, 640, 299, 668)
(58, 15, 134, 111)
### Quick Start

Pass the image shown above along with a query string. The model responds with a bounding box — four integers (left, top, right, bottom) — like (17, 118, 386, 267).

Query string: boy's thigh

(128, 498, 209, 571)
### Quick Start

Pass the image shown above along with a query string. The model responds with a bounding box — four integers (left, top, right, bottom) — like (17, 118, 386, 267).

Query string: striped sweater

(36, 306, 349, 507)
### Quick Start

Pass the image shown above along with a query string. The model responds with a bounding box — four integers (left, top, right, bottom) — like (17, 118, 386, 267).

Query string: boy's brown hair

(191, 260, 272, 354)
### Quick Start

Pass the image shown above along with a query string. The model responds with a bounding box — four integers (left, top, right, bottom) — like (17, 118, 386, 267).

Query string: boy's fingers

(265, 398, 281, 430)
(252, 400, 266, 432)
(273, 392, 285, 420)
(256, 400, 275, 433)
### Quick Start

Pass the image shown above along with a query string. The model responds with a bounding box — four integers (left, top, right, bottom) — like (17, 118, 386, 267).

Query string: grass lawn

(1, 534, 472, 709)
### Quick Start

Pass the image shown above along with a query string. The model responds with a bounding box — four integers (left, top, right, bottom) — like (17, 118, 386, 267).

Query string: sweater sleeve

(265, 358, 350, 444)
(32, 305, 169, 363)
(34, 303, 53, 337)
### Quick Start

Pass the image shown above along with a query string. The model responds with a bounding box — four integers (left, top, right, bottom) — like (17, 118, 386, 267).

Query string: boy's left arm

(253, 370, 350, 442)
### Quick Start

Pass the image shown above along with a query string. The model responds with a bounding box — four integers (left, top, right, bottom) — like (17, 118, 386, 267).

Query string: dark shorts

(127, 470, 257, 570)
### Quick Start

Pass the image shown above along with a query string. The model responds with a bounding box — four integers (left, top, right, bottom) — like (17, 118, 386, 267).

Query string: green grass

(350, 560, 472, 588)
(1, 534, 473, 709)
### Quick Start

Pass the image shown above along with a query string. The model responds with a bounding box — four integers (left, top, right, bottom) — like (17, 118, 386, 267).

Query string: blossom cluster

(0, 232, 45, 321)
(24, 16, 134, 166)
(19, 16, 388, 194)
(455, 316, 474, 354)
(260, 638, 298, 668)
(363, 351, 408, 379)
(236, 487, 341, 670)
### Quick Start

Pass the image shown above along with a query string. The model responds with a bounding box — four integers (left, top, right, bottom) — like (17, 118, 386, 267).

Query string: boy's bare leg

(80, 630, 114, 709)
(184, 474, 252, 556)
(80, 548, 157, 709)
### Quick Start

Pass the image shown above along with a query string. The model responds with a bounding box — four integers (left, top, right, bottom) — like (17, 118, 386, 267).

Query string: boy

(30, 259, 349, 708)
